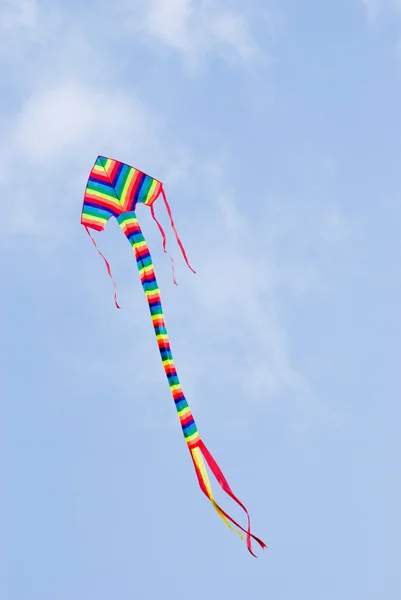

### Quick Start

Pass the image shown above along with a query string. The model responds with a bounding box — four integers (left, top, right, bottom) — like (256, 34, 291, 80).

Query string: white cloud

(141, 0, 191, 51)
(360, 0, 401, 22)
(12, 82, 161, 164)
(0, 80, 166, 242)
(126, 0, 260, 66)
(0, 0, 37, 30)
(360, 0, 380, 23)
(359, 0, 401, 61)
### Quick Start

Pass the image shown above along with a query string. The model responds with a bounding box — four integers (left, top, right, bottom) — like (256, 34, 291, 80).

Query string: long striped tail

(117, 211, 266, 556)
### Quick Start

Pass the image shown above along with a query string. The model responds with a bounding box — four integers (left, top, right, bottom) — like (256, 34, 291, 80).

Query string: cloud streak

(360, 0, 401, 23)
(0, 0, 37, 30)
(122, 0, 261, 67)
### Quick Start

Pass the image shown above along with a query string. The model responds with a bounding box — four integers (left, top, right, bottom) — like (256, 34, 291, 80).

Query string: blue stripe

(87, 180, 119, 199)
(175, 399, 188, 411)
(183, 423, 197, 436)
(114, 164, 130, 196)
(83, 201, 120, 218)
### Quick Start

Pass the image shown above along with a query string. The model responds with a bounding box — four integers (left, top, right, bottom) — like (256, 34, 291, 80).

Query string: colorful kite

(81, 155, 266, 556)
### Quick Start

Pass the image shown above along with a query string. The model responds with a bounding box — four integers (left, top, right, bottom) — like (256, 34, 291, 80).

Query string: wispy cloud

(359, 0, 401, 23)
(123, 0, 261, 67)
(0, 79, 166, 241)
(12, 83, 162, 165)
(359, 0, 401, 63)
(0, 0, 37, 30)
(1, 0, 263, 73)
(360, 0, 380, 23)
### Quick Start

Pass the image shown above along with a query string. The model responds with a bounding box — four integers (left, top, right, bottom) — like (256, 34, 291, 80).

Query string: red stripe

(105, 159, 120, 182)
(164, 365, 176, 375)
(152, 317, 165, 326)
(147, 292, 160, 303)
(120, 222, 141, 235)
(136, 247, 150, 259)
(149, 181, 163, 205)
(90, 167, 109, 181)
(180, 413, 194, 427)
(81, 219, 104, 231)
(140, 266, 155, 277)
(84, 192, 121, 213)
(123, 169, 142, 211)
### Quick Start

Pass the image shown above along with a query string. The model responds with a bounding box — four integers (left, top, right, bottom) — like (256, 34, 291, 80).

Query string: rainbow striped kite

(81, 155, 266, 556)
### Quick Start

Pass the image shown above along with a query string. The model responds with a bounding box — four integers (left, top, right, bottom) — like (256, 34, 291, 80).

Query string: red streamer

(84, 226, 120, 309)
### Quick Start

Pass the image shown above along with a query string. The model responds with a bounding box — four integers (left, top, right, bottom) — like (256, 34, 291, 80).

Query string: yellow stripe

(121, 168, 135, 205)
(192, 447, 213, 495)
(146, 179, 157, 202)
(156, 334, 168, 341)
(178, 406, 191, 418)
(139, 265, 155, 276)
(104, 158, 113, 172)
(122, 217, 137, 226)
(191, 447, 244, 540)
(84, 214, 107, 225)
(185, 431, 200, 444)
(135, 241, 148, 251)
(87, 189, 120, 206)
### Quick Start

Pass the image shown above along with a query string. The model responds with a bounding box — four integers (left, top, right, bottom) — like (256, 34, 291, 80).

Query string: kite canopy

(80, 155, 266, 556)
(81, 155, 195, 290)
(81, 155, 163, 231)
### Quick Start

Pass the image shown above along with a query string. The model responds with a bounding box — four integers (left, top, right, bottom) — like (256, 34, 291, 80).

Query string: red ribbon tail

(150, 204, 178, 286)
(195, 440, 266, 557)
(161, 188, 196, 274)
(84, 225, 120, 308)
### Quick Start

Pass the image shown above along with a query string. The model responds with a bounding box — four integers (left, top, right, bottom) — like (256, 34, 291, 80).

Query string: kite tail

(150, 188, 196, 278)
(84, 226, 120, 309)
(150, 204, 177, 286)
(117, 211, 266, 557)
(160, 188, 196, 274)
(190, 442, 266, 557)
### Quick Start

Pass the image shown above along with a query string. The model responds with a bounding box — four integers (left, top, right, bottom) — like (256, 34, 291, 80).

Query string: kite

(80, 155, 266, 556)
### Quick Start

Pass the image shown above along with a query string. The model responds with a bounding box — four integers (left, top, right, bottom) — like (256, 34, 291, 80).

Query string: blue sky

(2, 0, 401, 598)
